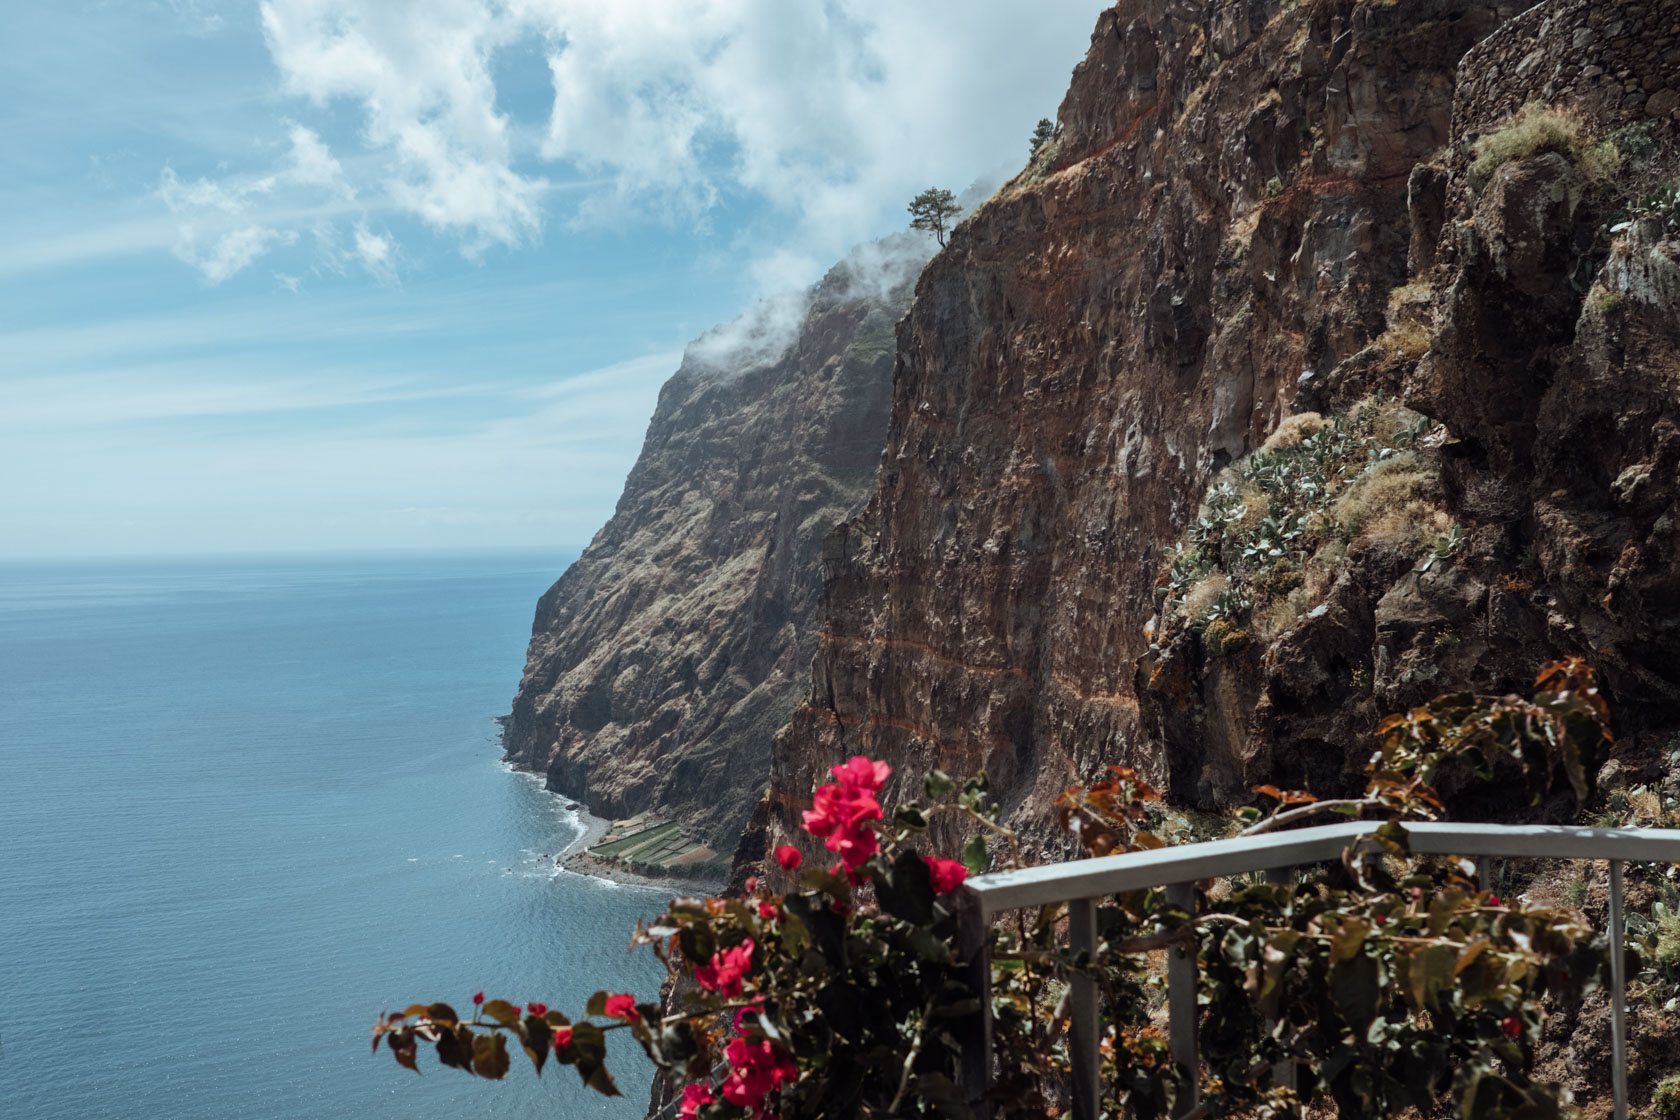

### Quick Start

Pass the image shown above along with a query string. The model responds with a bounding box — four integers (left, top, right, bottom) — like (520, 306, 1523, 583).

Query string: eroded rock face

(1137, 0, 1680, 811)
(503, 240, 927, 851)
(750, 0, 1518, 862)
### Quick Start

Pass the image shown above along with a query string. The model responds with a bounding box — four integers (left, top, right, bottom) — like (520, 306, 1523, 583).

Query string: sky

(1, 0, 1108, 558)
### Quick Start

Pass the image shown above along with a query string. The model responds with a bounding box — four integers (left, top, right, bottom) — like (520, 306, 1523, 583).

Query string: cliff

(503, 237, 928, 864)
(747, 0, 1680, 868)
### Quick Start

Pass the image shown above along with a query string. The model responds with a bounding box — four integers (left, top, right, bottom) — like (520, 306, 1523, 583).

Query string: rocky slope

(746, 0, 1680, 874)
(503, 238, 928, 863)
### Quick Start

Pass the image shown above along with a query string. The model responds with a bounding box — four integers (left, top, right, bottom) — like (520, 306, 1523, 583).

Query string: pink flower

(603, 993, 638, 1021)
(829, 755, 891, 793)
(744, 876, 759, 893)
(722, 1036, 799, 1116)
(552, 1026, 573, 1051)
(526, 1002, 547, 1017)
(774, 845, 802, 871)
(680, 1082, 716, 1120)
(925, 856, 968, 894)
(758, 900, 778, 921)
(802, 783, 882, 869)
(694, 939, 755, 999)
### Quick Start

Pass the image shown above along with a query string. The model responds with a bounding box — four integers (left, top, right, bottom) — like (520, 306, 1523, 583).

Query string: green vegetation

(375, 663, 1618, 1120)
(1028, 117, 1053, 157)
(1656, 1073, 1680, 1120)
(1157, 398, 1445, 645)
(1470, 102, 1591, 181)
(907, 187, 962, 247)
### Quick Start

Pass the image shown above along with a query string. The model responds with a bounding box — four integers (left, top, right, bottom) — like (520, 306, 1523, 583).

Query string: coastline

(554, 802, 725, 893)
(502, 755, 727, 894)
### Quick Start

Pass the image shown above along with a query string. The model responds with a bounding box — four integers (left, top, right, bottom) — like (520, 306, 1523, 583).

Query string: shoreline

(556, 803, 728, 893)
(503, 755, 727, 894)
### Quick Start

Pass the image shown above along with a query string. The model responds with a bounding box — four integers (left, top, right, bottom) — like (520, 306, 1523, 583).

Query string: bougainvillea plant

(374, 660, 1624, 1119)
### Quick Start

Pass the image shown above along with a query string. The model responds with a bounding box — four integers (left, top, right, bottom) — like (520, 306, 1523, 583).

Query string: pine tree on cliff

(1029, 117, 1054, 155)
(907, 187, 961, 247)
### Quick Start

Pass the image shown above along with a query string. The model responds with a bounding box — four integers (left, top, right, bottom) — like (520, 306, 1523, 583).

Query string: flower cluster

(801, 755, 890, 868)
(694, 938, 755, 999)
(721, 1035, 799, 1116)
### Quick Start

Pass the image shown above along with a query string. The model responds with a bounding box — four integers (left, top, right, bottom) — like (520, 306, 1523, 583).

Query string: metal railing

(956, 821, 1680, 1120)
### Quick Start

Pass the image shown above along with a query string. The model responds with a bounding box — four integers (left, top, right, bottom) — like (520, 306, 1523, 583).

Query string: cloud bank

(163, 0, 1103, 285)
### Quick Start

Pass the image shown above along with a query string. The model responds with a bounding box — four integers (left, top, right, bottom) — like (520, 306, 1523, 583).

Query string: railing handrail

(954, 820, 1675, 1120)
(963, 820, 1680, 915)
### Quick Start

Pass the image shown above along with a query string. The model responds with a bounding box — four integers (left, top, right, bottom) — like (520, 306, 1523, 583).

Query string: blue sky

(2, 0, 1107, 557)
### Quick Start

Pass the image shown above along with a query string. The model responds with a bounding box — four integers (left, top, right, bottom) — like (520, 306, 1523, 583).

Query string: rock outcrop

(750, 0, 1538, 860)
(503, 238, 928, 861)
(747, 0, 1680, 871)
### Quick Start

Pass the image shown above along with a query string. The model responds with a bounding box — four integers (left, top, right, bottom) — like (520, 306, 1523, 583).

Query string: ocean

(0, 552, 670, 1119)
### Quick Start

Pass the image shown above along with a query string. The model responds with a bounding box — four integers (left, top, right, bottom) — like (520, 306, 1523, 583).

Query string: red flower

(604, 993, 638, 1021)
(758, 900, 777, 920)
(744, 876, 759, 893)
(722, 1036, 799, 1116)
(1501, 1016, 1522, 1039)
(925, 856, 968, 894)
(695, 938, 755, 999)
(802, 783, 882, 869)
(472, 991, 484, 1006)
(829, 755, 891, 793)
(553, 1026, 573, 1051)
(774, 845, 802, 871)
(680, 1082, 716, 1120)
(1488, 893, 1502, 907)
(526, 1002, 547, 1017)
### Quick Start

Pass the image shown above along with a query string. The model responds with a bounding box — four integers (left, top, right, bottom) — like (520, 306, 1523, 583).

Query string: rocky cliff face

(746, 0, 1680, 868)
(504, 238, 928, 857)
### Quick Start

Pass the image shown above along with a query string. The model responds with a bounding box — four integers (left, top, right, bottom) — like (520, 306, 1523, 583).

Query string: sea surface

(0, 552, 670, 1119)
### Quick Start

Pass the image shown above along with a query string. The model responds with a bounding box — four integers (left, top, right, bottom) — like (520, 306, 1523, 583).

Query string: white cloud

(240, 0, 1104, 290)
(159, 124, 355, 283)
(259, 0, 543, 252)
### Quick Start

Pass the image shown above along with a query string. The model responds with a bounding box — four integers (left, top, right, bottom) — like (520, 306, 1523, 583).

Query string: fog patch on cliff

(683, 228, 937, 380)
(682, 287, 815, 378)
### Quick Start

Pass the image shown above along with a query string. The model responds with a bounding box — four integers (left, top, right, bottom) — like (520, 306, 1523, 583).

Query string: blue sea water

(0, 552, 669, 1119)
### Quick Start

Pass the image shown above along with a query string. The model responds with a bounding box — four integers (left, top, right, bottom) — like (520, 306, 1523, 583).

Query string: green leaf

(426, 1002, 460, 1027)
(1406, 943, 1457, 1012)
(522, 1015, 551, 1075)
(435, 1024, 475, 1073)
(962, 833, 990, 876)
(481, 999, 519, 1027)
(876, 849, 935, 925)
(386, 1028, 419, 1074)
(895, 806, 929, 832)
(585, 991, 609, 1018)
(1329, 916, 1371, 964)
(471, 1031, 511, 1079)
(925, 769, 955, 800)
(1330, 952, 1380, 1031)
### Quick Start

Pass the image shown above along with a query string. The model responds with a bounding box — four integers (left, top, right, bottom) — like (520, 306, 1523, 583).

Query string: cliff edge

(503, 238, 928, 867)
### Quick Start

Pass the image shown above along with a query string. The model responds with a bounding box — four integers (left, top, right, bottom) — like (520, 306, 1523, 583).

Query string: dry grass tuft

(1471, 102, 1588, 180)
(1373, 321, 1431, 361)
(1260, 411, 1328, 453)
(1182, 572, 1229, 622)
(1332, 452, 1438, 546)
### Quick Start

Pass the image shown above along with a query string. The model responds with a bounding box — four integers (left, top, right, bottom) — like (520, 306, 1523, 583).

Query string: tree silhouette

(1029, 117, 1054, 156)
(907, 187, 962, 247)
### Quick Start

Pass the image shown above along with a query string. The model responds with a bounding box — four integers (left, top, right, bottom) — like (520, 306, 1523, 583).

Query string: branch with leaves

(373, 662, 1622, 1120)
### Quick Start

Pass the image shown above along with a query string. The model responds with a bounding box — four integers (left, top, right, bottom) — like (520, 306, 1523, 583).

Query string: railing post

(1265, 868, 1297, 1094)
(955, 888, 994, 1120)
(1166, 880, 1199, 1117)
(1609, 860, 1628, 1120)
(1069, 897, 1100, 1120)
